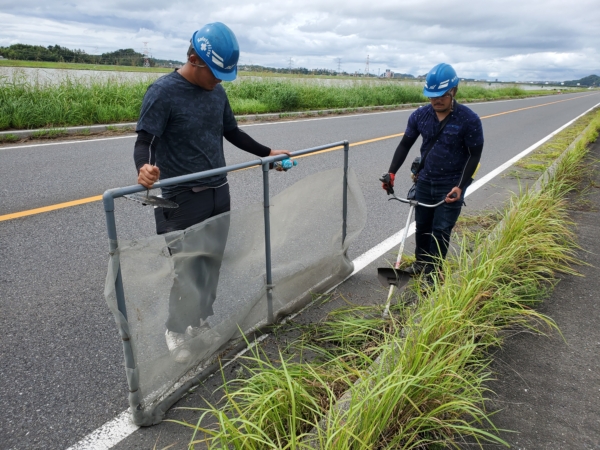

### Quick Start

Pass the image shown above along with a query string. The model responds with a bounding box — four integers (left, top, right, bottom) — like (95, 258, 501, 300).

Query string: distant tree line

(239, 64, 347, 76)
(239, 64, 417, 78)
(0, 43, 183, 67)
(563, 74, 599, 87)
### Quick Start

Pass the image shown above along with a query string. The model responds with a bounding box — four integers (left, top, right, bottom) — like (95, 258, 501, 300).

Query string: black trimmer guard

(377, 267, 412, 288)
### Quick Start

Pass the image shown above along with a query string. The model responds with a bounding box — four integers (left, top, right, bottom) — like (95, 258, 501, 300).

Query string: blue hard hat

(191, 22, 239, 81)
(423, 63, 459, 97)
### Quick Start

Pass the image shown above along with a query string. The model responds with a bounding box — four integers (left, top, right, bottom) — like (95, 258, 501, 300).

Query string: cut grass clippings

(170, 109, 600, 449)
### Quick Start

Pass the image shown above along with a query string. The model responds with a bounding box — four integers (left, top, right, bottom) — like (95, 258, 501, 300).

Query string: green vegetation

(0, 43, 182, 68)
(563, 74, 599, 87)
(225, 80, 547, 114)
(31, 128, 68, 139)
(456, 85, 526, 99)
(0, 133, 19, 143)
(171, 111, 600, 448)
(224, 80, 425, 114)
(0, 76, 150, 130)
(0, 73, 557, 131)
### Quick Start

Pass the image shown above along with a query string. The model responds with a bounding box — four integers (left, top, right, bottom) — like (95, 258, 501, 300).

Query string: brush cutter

(125, 163, 179, 208)
(378, 174, 448, 319)
(124, 190, 179, 208)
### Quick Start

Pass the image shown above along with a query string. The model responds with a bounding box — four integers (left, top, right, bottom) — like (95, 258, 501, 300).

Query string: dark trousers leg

(154, 185, 231, 334)
(414, 180, 463, 272)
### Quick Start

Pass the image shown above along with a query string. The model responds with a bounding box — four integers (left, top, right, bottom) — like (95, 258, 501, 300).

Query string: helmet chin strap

(447, 89, 456, 112)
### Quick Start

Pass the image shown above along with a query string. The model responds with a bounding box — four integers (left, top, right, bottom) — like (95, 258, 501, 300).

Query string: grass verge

(168, 110, 600, 449)
(0, 74, 150, 130)
(1, 73, 560, 131)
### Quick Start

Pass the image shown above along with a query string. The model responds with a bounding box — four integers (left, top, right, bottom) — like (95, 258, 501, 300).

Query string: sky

(0, 0, 598, 82)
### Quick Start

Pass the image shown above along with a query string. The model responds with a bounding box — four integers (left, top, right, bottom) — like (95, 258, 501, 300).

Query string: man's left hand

(446, 187, 462, 203)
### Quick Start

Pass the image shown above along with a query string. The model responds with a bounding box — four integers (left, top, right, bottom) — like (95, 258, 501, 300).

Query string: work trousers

(414, 179, 463, 272)
(154, 185, 231, 334)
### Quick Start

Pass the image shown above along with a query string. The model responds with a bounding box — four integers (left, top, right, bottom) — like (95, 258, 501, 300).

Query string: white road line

(64, 101, 600, 450)
(0, 134, 137, 151)
(65, 411, 138, 450)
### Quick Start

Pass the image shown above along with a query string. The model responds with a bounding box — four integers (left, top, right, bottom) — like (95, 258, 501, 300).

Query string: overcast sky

(0, 0, 598, 81)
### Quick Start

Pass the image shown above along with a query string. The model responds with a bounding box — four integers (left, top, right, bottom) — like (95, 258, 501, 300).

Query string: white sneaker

(165, 329, 191, 364)
(186, 319, 211, 338)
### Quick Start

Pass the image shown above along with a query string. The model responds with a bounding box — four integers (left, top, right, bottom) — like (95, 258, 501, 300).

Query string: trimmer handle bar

(388, 194, 447, 208)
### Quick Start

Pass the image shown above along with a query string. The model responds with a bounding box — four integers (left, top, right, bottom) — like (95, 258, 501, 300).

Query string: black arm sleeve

(224, 127, 271, 157)
(457, 143, 484, 190)
(388, 133, 419, 174)
(134, 130, 159, 173)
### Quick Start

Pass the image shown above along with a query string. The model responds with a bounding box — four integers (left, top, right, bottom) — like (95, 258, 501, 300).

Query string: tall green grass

(224, 80, 426, 114)
(172, 111, 599, 449)
(0, 75, 149, 129)
(1, 73, 546, 130)
(225, 80, 538, 114)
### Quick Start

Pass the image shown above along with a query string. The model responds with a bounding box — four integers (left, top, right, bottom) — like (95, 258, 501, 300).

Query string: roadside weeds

(162, 112, 600, 448)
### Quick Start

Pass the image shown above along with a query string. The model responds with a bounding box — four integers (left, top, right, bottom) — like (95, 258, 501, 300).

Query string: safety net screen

(104, 168, 366, 425)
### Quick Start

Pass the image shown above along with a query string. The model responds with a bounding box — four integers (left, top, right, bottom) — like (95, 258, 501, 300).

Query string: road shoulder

(474, 139, 600, 449)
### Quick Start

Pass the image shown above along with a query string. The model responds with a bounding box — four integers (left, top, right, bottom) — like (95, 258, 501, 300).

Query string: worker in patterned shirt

(382, 63, 484, 281)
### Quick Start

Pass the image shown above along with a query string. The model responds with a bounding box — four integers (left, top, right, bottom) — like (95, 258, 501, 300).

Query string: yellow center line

(2, 93, 598, 222)
(479, 93, 596, 119)
(1, 195, 104, 221)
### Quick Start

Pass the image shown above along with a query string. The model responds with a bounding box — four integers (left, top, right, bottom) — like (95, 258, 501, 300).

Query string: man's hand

(269, 149, 291, 157)
(138, 164, 160, 189)
(380, 173, 395, 194)
(445, 187, 462, 203)
(269, 149, 292, 171)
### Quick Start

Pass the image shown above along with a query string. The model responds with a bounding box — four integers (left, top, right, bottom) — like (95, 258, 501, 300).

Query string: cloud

(0, 0, 599, 80)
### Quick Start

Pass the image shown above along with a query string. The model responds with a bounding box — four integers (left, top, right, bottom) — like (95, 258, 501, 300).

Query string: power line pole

(288, 57, 293, 72)
(142, 42, 150, 67)
(337, 57, 341, 73)
(365, 55, 370, 77)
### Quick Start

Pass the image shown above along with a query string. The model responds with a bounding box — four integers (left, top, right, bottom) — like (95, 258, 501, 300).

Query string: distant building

(384, 69, 393, 78)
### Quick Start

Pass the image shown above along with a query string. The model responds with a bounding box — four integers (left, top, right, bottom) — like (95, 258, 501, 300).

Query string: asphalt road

(1, 91, 599, 449)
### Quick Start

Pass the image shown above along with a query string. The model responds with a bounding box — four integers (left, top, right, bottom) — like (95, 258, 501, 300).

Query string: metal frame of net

(102, 141, 366, 425)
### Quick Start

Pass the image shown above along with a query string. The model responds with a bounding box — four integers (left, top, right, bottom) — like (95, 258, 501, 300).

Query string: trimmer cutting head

(124, 192, 179, 208)
(377, 267, 412, 288)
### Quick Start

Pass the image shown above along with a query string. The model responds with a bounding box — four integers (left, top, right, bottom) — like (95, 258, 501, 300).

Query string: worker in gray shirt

(134, 22, 290, 363)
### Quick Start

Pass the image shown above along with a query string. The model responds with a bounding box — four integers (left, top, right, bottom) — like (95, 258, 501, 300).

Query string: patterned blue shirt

(405, 102, 484, 185)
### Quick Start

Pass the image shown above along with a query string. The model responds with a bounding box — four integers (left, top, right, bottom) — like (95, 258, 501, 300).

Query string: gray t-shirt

(136, 70, 238, 197)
